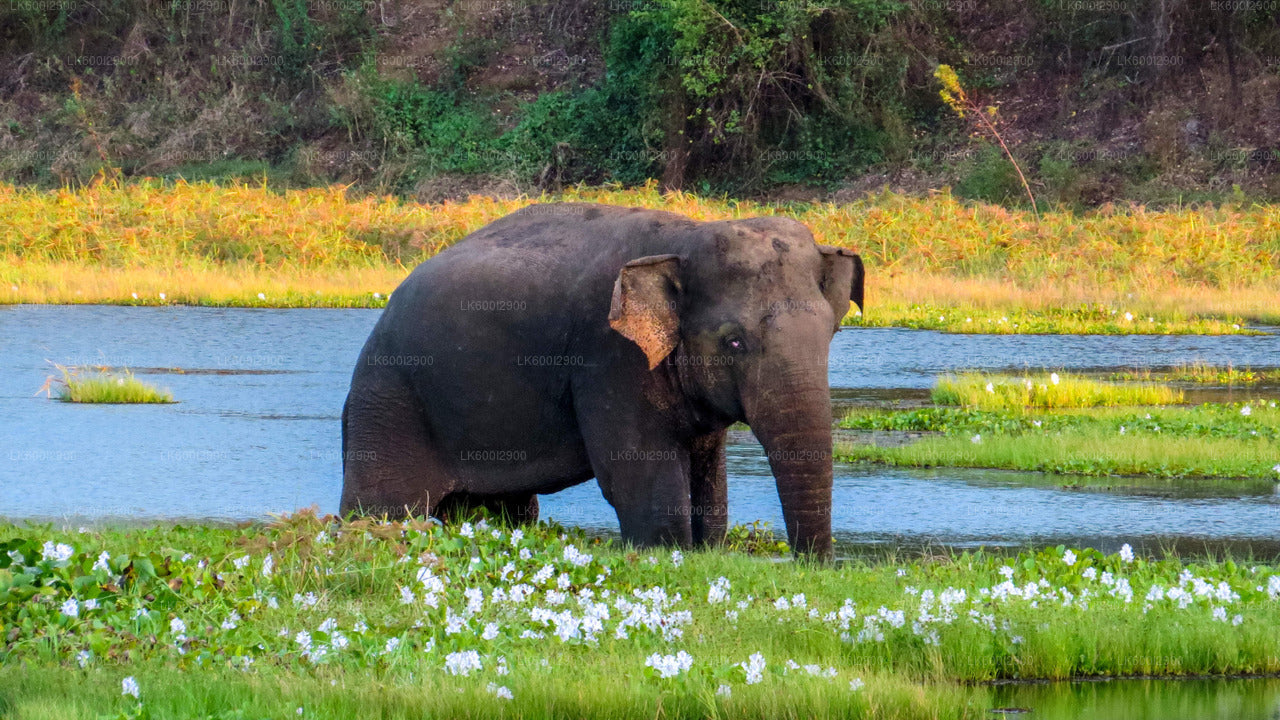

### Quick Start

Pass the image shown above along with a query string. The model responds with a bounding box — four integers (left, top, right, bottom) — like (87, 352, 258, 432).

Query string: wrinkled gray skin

(340, 203, 864, 558)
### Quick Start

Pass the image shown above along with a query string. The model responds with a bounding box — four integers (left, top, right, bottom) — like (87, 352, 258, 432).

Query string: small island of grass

(839, 371, 1279, 480)
(54, 367, 174, 404)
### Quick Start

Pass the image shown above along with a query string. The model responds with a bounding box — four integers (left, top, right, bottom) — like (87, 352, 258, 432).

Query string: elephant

(340, 202, 864, 558)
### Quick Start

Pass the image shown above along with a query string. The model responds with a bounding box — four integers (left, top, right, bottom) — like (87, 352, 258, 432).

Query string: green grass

(54, 367, 173, 404)
(933, 372, 1184, 410)
(2, 180, 1278, 334)
(1111, 363, 1280, 385)
(4, 516, 1280, 719)
(839, 402, 1280, 479)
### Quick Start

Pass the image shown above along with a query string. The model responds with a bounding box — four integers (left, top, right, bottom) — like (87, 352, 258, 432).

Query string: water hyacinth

(121, 676, 140, 699)
(8, 516, 1280, 716)
(645, 650, 693, 679)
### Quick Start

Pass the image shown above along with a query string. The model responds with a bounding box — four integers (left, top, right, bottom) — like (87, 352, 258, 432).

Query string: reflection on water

(1, 306, 1278, 557)
(982, 677, 1280, 720)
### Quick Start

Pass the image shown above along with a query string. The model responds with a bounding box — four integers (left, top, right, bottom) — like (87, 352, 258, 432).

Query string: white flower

(41, 541, 74, 563)
(1124, 312, 1133, 321)
(671, 550, 684, 567)
(1119, 544, 1134, 563)
(646, 651, 693, 679)
(60, 598, 80, 617)
(482, 622, 500, 640)
(849, 677, 865, 691)
(1082, 567, 1097, 580)
(1119, 426, 1126, 434)
(257, 293, 266, 300)
(76, 650, 92, 667)
(985, 382, 995, 393)
(159, 293, 166, 300)
(510, 529, 524, 546)
(707, 577, 731, 604)
(373, 292, 382, 299)
(998, 565, 1014, 579)
(1212, 606, 1228, 622)
(221, 611, 241, 630)
(563, 544, 593, 567)
(399, 586, 415, 605)
(716, 684, 732, 697)
(294, 631, 312, 651)
(486, 683, 514, 700)
(519, 547, 532, 560)
(170, 617, 187, 635)
(459, 522, 474, 538)
(121, 676, 140, 699)
(92, 551, 111, 573)
(1273, 463, 1280, 476)
(1232, 614, 1243, 626)
(1063, 550, 1076, 566)
(1050, 372, 1060, 385)
(384, 637, 400, 654)
(740, 652, 766, 684)
(971, 434, 982, 444)
(1241, 406, 1253, 417)
(262, 555, 274, 577)
(444, 650, 482, 676)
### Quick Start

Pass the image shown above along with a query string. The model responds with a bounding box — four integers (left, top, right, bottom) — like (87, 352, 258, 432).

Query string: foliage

(1, 181, 1277, 331)
(932, 372, 1182, 410)
(1110, 363, 1280, 386)
(840, 399, 1280, 479)
(50, 366, 174, 404)
(4, 515, 1280, 719)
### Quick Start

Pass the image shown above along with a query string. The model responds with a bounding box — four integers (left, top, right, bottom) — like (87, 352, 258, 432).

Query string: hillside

(2, 0, 1278, 205)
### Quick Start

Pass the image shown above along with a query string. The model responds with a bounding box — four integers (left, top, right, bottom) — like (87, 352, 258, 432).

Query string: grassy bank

(4, 515, 1280, 720)
(1111, 363, 1280, 385)
(839, 401, 1280, 480)
(3, 180, 1278, 333)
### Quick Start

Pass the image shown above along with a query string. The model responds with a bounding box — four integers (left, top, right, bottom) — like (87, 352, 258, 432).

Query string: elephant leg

(436, 492, 539, 526)
(690, 429, 728, 547)
(340, 370, 452, 519)
(580, 430, 693, 547)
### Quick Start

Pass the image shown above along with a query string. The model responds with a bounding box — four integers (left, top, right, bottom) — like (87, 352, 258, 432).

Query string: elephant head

(608, 217, 864, 559)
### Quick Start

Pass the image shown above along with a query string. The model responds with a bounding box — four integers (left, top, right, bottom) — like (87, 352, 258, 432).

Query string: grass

(2, 178, 1279, 333)
(4, 514, 1280, 720)
(52, 366, 173, 404)
(1111, 362, 1280, 385)
(933, 372, 1184, 410)
(839, 401, 1280, 479)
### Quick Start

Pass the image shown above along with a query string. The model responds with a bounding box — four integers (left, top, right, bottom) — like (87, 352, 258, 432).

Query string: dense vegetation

(841, 372, 1280, 479)
(2, 0, 1278, 203)
(5, 515, 1280, 719)
(3, 180, 1278, 330)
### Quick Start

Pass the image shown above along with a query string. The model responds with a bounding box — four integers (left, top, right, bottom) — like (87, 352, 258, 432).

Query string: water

(2, 306, 1279, 556)
(982, 677, 1280, 719)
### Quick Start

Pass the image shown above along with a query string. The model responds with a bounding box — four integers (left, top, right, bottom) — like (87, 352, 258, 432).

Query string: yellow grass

(3, 178, 1279, 332)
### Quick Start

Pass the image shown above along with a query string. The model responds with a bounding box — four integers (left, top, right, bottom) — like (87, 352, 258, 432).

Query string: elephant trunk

(745, 364, 834, 561)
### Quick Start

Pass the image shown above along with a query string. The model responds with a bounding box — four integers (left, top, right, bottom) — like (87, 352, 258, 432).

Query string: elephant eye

(723, 334, 744, 351)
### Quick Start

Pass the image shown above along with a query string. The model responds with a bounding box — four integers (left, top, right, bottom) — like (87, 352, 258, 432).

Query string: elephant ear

(817, 245, 865, 330)
(608, 254, 682, 370)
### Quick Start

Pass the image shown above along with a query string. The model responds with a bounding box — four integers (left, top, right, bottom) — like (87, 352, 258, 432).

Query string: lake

(2, 305, 1278, 556)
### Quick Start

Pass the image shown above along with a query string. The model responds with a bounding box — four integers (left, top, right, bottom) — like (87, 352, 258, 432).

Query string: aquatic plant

(933, 372, 1182, 410)
(3, 515, 1280, 719)
(51, 366, 174, 404)
(1111, 362, 1280, 386)
(840, 400, 1280, 479)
